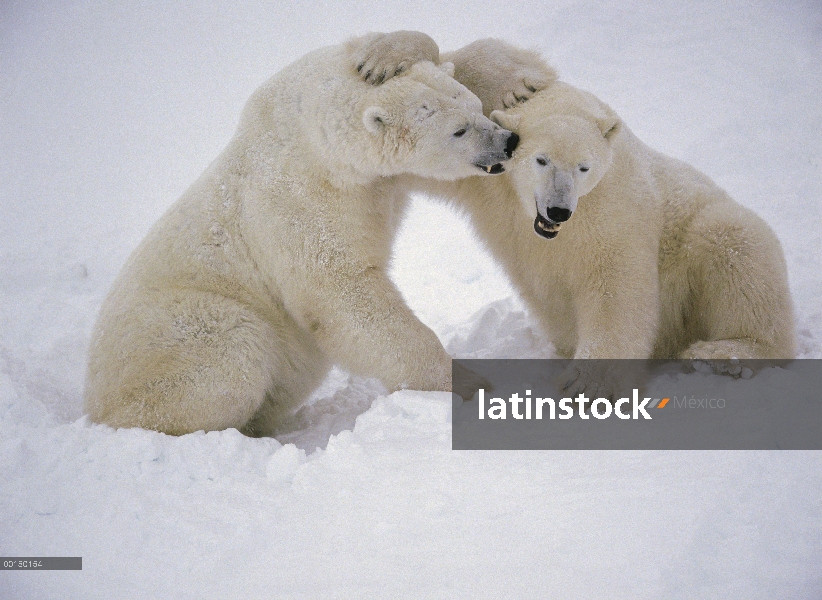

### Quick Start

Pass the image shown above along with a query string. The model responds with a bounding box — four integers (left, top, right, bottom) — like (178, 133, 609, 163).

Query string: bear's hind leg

(680, 203, 796, 364)
(86, 290, 313, 435)
(240, 322, 330, 438)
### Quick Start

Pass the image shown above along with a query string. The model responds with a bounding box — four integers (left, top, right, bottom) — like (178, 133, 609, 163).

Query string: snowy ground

(1, 1, 821, 598)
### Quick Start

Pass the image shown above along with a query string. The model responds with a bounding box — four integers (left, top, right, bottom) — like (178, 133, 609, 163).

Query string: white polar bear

(359, 34, 796, 396)
(84, 34, 518, 436)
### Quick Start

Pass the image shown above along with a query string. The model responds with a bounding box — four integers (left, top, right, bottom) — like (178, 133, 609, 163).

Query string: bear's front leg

(555, 254, 660, 400)
(352, 34, 556, 116)
(287, 260, 481, 397)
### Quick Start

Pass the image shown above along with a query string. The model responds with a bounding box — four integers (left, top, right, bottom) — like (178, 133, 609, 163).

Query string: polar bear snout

(546, 207, 571, 222)
(533, 202, 572, 240)
(534, 213, 562, 239)
(525, 165, 579, 237)
(474, 128, 518, 174)
(505, 132, 520, 158)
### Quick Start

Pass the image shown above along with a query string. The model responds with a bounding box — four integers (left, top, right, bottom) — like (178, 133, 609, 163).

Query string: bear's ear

(490, 110, 521, 132)
(363, 106, 389, 134)
(438, 61, 455, 77)
(598, 115, 621, 140)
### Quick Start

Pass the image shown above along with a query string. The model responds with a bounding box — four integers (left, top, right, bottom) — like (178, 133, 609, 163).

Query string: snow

(1, 1, 821, 598)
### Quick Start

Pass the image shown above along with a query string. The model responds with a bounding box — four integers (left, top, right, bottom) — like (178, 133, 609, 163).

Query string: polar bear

(358, 34, 796, 396)
(83, 34, 518, 436)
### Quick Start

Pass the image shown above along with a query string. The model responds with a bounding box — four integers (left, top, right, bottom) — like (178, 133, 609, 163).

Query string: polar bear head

(490, 85, 621, 239)
(360, 62, 519, 180)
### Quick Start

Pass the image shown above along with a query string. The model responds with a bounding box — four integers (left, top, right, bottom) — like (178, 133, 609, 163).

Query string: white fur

(395, 38, 795, 395)
(84, 35, 512, 436)
(481, 81, 795, 362)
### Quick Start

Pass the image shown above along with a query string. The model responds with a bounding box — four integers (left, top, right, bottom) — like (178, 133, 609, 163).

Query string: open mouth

(475, 163, 505, 175)
(534, 214, 561, 239)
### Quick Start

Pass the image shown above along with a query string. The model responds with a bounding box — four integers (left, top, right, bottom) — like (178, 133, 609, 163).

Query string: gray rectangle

(1, 557, 82, 570)
(453, 359, 822, 450)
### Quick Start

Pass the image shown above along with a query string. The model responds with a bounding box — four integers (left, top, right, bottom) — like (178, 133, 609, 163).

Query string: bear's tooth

(485, 165, 492, 173)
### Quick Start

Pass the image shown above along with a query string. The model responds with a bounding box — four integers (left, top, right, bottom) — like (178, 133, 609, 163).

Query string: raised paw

(501, 75, 552, 109)
(442, 39, 557, 114)
(352, 31, 439, 85)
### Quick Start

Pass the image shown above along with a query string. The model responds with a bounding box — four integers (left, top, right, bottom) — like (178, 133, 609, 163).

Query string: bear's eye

(453, 128, 467, 138)
(536, 157, 548, 166)
(579, 165, 590, 173)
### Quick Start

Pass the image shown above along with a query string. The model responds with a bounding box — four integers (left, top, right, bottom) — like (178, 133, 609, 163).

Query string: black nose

(547, 207, 572, 222)
(504, 132, 519, 158)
